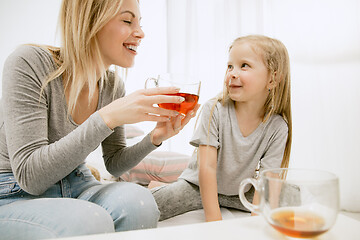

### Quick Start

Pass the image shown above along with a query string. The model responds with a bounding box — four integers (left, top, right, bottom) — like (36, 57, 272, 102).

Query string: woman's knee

(0, 198, 114, 239)
(65, 198, 115, 234)
(81, 182, 160, 231)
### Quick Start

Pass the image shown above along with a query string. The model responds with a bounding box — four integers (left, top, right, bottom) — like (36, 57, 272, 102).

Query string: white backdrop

(0, 0, 359, 212)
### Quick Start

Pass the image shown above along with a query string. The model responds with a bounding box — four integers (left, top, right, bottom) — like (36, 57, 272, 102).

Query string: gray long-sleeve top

(0, 45, 157, 195)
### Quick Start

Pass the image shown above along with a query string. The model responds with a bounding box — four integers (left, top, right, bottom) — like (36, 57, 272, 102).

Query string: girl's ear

(267, 71, 278, 90)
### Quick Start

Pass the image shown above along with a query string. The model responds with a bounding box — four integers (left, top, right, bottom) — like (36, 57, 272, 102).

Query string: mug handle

(144, 75, 160, 89)
(239, 178, 261, 215)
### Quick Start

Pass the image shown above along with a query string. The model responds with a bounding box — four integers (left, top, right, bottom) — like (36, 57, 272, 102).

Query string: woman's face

(225, 42, 270, 104)
(97, 0, 144, 68)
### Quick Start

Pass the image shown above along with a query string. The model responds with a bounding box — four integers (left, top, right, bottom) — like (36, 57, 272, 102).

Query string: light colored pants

(0, 164, 159, 239)
(151, 179, 253, 221)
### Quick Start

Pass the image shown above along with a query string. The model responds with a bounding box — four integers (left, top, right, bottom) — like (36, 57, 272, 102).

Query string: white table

(58, 214, 360, 240)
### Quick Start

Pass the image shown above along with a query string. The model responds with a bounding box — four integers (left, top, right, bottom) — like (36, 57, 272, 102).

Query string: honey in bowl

(270, 208, 327, 238)
(158, 92, 199, 115)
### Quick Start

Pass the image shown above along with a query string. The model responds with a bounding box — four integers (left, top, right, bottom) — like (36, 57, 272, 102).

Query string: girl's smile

(228, 79, 243, 90)
(225, 42, 270, 104)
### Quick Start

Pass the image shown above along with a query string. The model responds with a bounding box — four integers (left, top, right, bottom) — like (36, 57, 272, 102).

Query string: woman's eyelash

(123, 20, 132, 24)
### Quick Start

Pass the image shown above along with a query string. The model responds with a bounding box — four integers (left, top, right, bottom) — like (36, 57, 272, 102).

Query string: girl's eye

(241, 63, 249, 68)
(227, 65, 233, 70)
(123, 20, 132, 24)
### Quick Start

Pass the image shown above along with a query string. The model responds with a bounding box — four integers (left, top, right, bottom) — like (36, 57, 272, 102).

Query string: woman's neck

(62, 75, 100, 125)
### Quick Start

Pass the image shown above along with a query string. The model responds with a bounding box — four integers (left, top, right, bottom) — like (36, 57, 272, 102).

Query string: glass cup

(239, 168, 339, 239)
(145, 74, 201, 116)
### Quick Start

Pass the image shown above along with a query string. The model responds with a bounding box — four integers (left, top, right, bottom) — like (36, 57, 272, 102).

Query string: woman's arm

(102, 131, 158, 177)
(150, 104, 200, 146)
(98, 87, 184, 129)
(198, 145, 222, 222)
(2, 46, 112, 195)
(101, 102, 200, 177)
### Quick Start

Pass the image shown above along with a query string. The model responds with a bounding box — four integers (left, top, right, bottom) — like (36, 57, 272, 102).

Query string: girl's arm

(198, 145, 222, 222)
(251, 191, 260, 216)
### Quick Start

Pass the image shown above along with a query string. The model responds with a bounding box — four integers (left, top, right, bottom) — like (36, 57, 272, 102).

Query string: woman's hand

(150, 104, 201, 146)
(98, 87, 185, 129)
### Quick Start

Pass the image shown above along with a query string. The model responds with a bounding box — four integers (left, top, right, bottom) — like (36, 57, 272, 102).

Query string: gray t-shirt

(0, 45, 157, 195)
(180, 99, 288, 195)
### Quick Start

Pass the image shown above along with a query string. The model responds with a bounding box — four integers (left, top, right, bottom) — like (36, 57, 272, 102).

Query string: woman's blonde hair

(40, 0, 125, 115)
(209, 35, 292, 168)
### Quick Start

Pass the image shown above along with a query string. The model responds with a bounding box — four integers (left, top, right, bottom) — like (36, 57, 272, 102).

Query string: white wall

(269, 1, 360, 212)
(0, 0, 61, 83)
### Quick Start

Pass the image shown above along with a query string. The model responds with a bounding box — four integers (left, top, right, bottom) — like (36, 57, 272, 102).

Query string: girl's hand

(99, 87, 185, 129)
(150, 104, 201, 146)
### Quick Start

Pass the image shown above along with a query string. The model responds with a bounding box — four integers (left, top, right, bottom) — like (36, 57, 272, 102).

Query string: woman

(0, 0, 198, 239)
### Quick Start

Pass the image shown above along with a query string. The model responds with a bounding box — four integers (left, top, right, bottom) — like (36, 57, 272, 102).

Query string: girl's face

(97, 0, 144, 69)
(225, 42, 271, 104)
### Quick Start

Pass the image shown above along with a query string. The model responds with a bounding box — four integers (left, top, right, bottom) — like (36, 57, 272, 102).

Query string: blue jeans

(0, 164, 159, 239)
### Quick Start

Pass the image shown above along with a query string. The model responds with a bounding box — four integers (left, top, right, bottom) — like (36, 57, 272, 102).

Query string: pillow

(124, 124, 144, 139)
(120, 151, 191, 186)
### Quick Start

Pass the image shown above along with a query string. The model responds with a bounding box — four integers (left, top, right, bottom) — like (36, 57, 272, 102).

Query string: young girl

(152, 35, 292, 222)
(0, 0, 198, 238)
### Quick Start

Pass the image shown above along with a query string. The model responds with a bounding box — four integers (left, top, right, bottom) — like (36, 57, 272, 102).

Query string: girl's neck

(234, 100, 265, 137)
(234, 100, 265, 121)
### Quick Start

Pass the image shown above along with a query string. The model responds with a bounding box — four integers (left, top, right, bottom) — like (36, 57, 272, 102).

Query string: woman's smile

(123, 43, 139, 54)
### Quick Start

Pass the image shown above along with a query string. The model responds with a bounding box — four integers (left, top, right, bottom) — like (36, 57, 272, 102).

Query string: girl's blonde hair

(40, 0, 125, 115)
(209, 35, 292, 168)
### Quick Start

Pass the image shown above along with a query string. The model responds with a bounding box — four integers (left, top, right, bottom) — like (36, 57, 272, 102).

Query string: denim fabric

(0, 164, 159, 239)
(152, 179, 252, 221)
